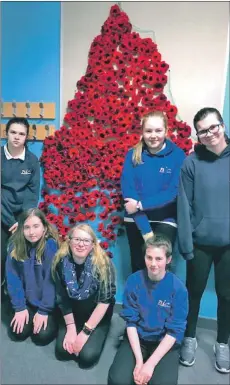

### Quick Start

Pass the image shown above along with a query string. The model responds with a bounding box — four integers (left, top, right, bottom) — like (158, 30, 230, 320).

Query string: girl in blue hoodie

(6, 208, 59, 345)
(108, 235, 188, 385)
(177, 107, 230, 374)
(121, 111, 185, 272)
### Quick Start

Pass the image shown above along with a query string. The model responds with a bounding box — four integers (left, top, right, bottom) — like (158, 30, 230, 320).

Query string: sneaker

(179, 337, 198, 366)
(213, 342, 230, 373)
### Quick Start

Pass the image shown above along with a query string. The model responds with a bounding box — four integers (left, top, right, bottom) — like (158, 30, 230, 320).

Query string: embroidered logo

(159, 167, 172, 174)
(158, 300, 171, 308)
(21, 169, 31, 175)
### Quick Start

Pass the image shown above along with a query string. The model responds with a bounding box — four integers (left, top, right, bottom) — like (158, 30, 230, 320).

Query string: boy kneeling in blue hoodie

(108, 234, 188, 385)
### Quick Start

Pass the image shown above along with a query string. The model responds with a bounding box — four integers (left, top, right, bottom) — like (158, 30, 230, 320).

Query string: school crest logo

(21, 169, 31, 175)
(159, 167, 172, 174)
(158, 300, 171, 308)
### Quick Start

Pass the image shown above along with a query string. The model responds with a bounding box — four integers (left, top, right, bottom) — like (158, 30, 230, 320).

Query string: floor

(1, 301, 229, 385)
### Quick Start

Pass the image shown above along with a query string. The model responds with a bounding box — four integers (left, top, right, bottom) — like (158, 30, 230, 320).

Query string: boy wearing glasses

(177, 107, 230, 373)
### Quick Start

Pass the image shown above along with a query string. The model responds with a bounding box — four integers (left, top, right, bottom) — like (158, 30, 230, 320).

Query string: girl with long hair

(6, 208, 59, 345)
(121, 111, 186, 272)
(53, 223, 116, 368)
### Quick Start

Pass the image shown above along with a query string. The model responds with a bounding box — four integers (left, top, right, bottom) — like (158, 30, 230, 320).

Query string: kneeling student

(53, 223, 116, 368)
(108, 235, 188, 385)
(6, 208, 59, 345)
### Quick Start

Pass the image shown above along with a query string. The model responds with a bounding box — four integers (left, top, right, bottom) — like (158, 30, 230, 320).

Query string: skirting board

(114, 303, 217, 331)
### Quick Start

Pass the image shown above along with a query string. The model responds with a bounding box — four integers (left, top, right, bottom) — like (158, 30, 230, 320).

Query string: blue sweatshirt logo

(158, 299, 171, 308)
(21, 169, 32, 175)
(159, 167, 172, 174)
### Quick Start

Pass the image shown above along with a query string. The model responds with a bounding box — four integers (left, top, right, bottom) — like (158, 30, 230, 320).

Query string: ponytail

(132, 139, 144, 166)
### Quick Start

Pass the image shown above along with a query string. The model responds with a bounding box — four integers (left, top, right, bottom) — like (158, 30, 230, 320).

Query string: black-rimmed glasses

(196, 123, 222, 138)
(70, 237, 93, 246)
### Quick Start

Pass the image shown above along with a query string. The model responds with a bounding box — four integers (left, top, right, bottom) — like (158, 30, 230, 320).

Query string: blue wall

(1, 2, 229, 319)
(1, 1, 61, 195)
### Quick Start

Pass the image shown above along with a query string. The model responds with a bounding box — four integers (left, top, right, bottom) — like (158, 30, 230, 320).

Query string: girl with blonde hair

(53, 223, 116, 368)
(6, 208, 59, 345)
(121, 110, 186, 272)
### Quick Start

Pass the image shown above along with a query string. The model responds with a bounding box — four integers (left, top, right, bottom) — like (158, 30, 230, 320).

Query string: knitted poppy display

(40, 5, 193, 255)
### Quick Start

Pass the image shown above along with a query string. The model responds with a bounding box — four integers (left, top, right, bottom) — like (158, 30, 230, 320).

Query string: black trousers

(125, 221, 177, 272)
(108, 337, 180, 385)
(8, 304, 58, 346)
(56, 297, 114, 368)
(185, 244, 230, 343)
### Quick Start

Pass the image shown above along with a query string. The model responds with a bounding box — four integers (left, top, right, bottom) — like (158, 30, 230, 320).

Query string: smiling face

(142, 116, 167, 153)
(23, 215, 46, 244)
(7, 123, 27, 151)
(69, 228, 94, 263)
(145, 246, 172, 281)
(196, 112, 225, 149)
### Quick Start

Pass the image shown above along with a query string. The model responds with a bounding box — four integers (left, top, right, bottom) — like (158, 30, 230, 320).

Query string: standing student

(108, 235, 188, 385)
(121, 111, 186, 272)
(53, 223, 116, 368)
(1, 117, 40, 292)
(6, 208, 59, 345)
(177, 107, 230, 373)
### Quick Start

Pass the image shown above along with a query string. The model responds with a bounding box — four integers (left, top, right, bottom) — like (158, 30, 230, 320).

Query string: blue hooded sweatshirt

(120, 270, 188, 344)
(6, 238, 58, 315)
(177, 141, 230, 260)
(121, 139, 186, 235)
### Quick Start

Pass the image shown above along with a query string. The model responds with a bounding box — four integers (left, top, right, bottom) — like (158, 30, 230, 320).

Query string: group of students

(121, 107, 230, 376)
(1, 107, 230, 384)
(6, 210, 116, 368)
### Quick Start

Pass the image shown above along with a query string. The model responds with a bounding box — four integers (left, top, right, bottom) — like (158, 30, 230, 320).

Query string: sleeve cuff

(37, 309, 49, 316)
(143, 231, 154, 242)
(182, 252, 194, 260)
(4, 219, 15, 229)
(140, 199, 149, 211)
(126, 322, 138, 328)
(14, 306, 27, 312)
(166, 330, 183, 344)
(166, 329, 179, 340)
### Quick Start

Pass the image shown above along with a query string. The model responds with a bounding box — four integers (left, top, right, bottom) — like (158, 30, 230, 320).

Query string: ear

(166, 255, 172, 265)
(220, 123, 225, 133)
(65, 235, 71, 243)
